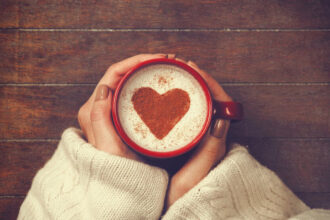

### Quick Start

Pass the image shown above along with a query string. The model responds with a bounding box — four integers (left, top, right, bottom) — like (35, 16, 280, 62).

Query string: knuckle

(109, 63, 118, 72)
(203, 140, 222, 156)
(78, 105, 88, 122)
(108, 65, 120, 78)
(226, 94, 233, 101)
(90, 103, 106, 122)
(205, 148, 219, 157)
(171, 175, 194, 194)
(78, 107, 90, 133)
(136, 53, 147, 58)
(109, 63, 116, 69)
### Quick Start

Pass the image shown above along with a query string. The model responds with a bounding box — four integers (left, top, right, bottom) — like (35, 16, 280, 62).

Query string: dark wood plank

(0, 86, 93, 139)
(0, 141, 56, 195)
(0, 85, 328, 139)
(1, 0, 330, 28)
(0, 31, 329, 83)
(0, 0, 18, 28)
(236, 138, 330, 192)
(227, 85, 329, 138)
(0, 197, 24, 220)
(296, 192, 330, 209)
(0, 32, 18, 84)
(0, 139, 328, 194)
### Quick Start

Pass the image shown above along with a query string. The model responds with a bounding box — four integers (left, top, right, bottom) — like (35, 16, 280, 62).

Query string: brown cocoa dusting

(158, 76, 168, 86)
(131, 87, 190, 139)
(134, 122, 147, 138)
(121, 91, 127, 98)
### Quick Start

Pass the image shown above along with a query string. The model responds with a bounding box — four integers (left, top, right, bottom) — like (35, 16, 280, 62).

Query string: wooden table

(1, 1, 329, 219)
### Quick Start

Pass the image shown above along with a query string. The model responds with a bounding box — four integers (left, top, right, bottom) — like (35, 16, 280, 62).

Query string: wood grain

(296, 193, 330, 209)
(0, 139, 328, 195)
(238, 138, 330, 192)
(1, 0, 330, 28)
(0, 86, 93, 139)
(0, 198, 24, 220)
(1, 31, 329, 83)
(227, 85, 330, 138)
(1, 0, 329, 217)
(1, 85, 328, 139)
(0, 141, 56, 195)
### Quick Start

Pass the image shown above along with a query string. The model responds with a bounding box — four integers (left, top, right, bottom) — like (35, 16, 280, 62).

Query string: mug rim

(112, 58, 213, 158)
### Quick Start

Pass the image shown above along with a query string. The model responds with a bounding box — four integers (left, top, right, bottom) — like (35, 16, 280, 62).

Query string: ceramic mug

(112, 58, 243, 158)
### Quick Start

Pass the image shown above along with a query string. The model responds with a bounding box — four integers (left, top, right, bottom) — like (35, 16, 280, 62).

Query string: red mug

(112, 58, 243, 158)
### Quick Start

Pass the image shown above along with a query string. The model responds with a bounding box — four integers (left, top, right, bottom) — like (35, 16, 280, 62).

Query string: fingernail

(210, 119, 227, 138)
(187, 60, 198, 68)
(175, 57, 186, 63)
(95, 84, 110, 101)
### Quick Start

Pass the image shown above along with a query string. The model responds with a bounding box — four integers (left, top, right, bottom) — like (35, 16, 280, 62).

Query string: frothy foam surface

(118, 64, 207, 152)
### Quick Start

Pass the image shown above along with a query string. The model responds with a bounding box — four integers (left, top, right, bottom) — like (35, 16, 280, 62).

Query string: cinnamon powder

(134, 122, 147, 138)
(158, 76, 168, 85)
(131, 87, 190, 139)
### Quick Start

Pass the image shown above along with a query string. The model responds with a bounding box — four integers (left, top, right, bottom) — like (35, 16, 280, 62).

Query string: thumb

(167, 119, 229, 208)
(90, 84, 123, 152)
(175, 119, 229, 181)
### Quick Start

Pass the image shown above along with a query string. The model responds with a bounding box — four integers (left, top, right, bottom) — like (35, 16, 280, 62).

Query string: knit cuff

(62, 128, 167, 188)
(21, 128, 168, 219)
(163, 144, 310, 220)
(62, 128, 169, 218)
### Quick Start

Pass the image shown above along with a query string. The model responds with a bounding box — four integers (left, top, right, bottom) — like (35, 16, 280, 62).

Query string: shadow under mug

(112, 58, 243, 158)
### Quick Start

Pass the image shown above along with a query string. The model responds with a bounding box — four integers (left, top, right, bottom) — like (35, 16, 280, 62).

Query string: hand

(166, 57, 232, 209)
(77, 54, 166, 161)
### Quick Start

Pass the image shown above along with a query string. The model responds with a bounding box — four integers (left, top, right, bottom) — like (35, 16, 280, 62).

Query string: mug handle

(213, 100, 244, 121)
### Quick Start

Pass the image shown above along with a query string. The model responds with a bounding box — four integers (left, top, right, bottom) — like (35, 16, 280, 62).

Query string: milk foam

(118, 64, 207, 152)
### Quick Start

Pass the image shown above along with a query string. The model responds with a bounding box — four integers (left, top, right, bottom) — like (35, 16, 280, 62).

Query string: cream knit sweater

(18, 128, 329, 219)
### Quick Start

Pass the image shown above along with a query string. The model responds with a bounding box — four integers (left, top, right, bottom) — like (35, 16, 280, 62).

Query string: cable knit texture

(18, 128, 329, 219)
(162, 144, 328, 220)
(18, 128, 169, 220)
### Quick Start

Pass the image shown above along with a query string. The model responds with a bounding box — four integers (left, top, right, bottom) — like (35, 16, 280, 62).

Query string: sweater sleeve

(18, 128, 169, 220)
(163, 144, 314, 220)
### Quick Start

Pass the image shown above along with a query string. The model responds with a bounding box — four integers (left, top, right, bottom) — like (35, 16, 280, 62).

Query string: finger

(187, 61, 232, 102)
(175, 57, 187, 63)
(167, 54, 176, 59)
(78, 105, 96, 145)
(193, 119, 229, 166)
(172, 58, 230, 102)
(101, 53, 166, 90)
(176, 119, 229, 178)
(86, 54, 166, 107)
(167, 119, 229, 207)
(90, 84, 124, 153)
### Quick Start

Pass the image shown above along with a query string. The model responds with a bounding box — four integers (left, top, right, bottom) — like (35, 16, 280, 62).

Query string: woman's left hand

(77, 54, 166, 162)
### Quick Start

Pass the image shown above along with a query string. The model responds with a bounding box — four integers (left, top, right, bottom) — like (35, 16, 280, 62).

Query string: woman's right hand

(166, 57, 233, 209)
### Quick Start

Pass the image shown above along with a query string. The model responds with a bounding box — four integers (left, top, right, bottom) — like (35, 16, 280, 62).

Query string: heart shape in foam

(131, 87, 190, 139)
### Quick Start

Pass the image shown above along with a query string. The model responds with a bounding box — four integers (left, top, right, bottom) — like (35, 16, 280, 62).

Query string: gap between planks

(0, 195, 25, 199)
(1, 137, 329, 143)
(0, 82, 329, 87)
(0, 28, 330, 32)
